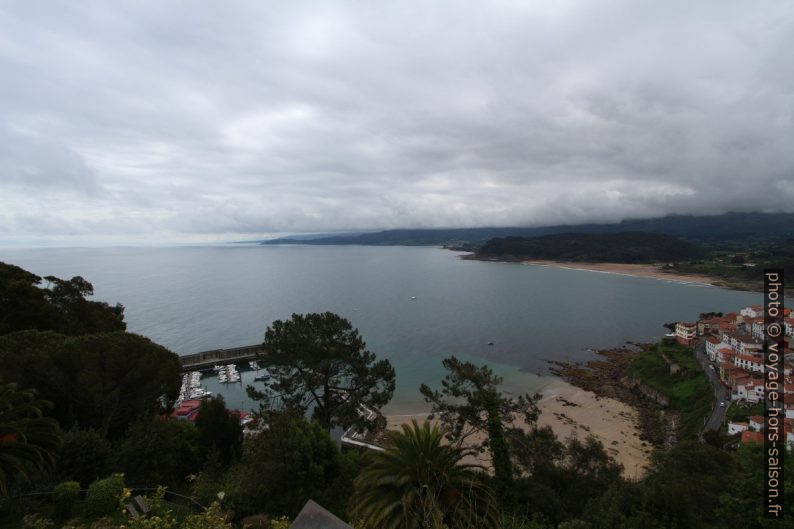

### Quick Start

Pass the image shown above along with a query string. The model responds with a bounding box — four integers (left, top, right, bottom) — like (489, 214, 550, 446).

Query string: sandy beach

(385, 379, 651, 480)
(522, 260, 715, 286)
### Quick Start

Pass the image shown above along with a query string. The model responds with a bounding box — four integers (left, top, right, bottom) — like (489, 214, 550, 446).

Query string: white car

(720, 402, 725, 407)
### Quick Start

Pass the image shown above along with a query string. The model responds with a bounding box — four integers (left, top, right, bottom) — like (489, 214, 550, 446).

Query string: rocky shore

(549, 343, 675, 447)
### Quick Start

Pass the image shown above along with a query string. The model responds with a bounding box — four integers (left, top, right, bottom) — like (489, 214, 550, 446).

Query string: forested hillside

(476, 232, 705, 263)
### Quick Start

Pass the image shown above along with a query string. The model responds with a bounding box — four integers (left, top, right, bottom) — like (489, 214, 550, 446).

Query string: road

(694, 339, 731, 434)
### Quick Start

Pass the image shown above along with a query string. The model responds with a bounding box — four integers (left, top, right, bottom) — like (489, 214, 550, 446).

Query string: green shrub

(85, 474, 125, 517)
(53, 481, 81, 519)
(240, 513, 270, 528)
(21, 513, 54, 529)
(269, 517, 291, 529)
(56, 428, 113, 487)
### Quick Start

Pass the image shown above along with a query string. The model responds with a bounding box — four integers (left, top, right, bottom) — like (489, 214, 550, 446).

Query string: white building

(733, 380, 765, 403)
(675, 322, 697, 346)
(728, 422, 749, 435)
(705, 336, 722, 362)
(749, 319, 765, 340)
(741, 305, 764, 319)
(734, 354, 764, 374)
(720, 330, 763, 356)
(748, 416, 765, 432)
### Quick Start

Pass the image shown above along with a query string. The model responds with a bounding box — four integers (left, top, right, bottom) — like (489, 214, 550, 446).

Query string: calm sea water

(1, 245, 759, 413)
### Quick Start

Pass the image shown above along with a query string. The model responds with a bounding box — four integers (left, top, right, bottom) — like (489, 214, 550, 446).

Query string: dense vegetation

(247, 312, 396, 431)
(0, 262, 125, 336)
(476, 232, 705, 263)
(668, 238, 794, 289)
(628, 343, 714, 439)
(0, 330, 181, 439)
(1, 261, 792, 528)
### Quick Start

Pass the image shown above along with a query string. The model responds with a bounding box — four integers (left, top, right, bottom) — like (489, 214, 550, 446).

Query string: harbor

(179, 344, 264, 371)
(176, 360, 272, 409)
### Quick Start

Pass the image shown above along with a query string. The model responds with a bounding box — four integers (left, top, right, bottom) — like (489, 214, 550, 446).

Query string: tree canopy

(0, 262, 125, 336)
(420, 356, 540, 508)
(224, 411, 354, 519)
(476, 232, 705, 263)
(116, 416, 201, 488)
(0, 330, 181, 438)
(194, 396, 243, 468)
(249, 312, 395, 430)
(352, 420, 500, 529)
(54, 427, 113, 487)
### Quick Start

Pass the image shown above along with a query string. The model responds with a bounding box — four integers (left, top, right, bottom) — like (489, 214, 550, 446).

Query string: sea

(0, 245, 759, 414)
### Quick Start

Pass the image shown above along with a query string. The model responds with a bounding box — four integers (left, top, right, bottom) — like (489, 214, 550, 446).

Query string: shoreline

(385, 376, 651, 480)
(464, 254, 773, 292)
(521, 260, 716, 286)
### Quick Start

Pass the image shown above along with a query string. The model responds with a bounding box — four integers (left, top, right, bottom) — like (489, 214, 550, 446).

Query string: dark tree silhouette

(248, 312, 395, 430)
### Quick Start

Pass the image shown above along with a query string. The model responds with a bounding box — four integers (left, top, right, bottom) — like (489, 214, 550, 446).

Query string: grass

(657, 342, 701, 372)
(726, 401, 764, 423)
(629, 343, 714, 439)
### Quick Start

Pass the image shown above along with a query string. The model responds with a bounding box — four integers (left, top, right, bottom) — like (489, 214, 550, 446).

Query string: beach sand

(385, 379, 651, 480)
(522, 260, 715, 286)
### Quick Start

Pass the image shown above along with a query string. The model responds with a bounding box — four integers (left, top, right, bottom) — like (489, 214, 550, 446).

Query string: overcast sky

(1, 0, 793, 245)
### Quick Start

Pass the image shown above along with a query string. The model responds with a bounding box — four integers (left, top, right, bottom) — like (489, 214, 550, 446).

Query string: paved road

(694, 339, 731, 434)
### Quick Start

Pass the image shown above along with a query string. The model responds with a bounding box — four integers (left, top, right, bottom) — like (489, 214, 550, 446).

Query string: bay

(0, 245, 759, 413)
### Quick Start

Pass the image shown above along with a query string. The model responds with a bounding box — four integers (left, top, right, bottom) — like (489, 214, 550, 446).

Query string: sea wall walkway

(180, 344, 263, 371)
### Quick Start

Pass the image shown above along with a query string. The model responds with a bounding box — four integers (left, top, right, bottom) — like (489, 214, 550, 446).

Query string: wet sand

(523, 260, 715, 286)
(385, 379, 650, 480)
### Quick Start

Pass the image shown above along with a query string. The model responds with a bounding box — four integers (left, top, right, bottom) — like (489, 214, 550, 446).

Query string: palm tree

(351, 420, 500, 529)
(0, 381, 61, 495)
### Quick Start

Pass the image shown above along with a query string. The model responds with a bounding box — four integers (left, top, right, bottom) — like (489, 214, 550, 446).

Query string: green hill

(475, 232, 706, 263)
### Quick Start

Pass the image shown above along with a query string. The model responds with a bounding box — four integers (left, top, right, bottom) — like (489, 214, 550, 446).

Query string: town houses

(677, 305, 794, 449)
(674, 322, 697, 346)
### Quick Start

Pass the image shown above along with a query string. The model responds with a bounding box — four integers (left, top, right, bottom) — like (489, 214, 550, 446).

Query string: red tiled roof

(741, 431, 764, 444)
(748, 415, 765, 424)
(706, 336, 721, 344)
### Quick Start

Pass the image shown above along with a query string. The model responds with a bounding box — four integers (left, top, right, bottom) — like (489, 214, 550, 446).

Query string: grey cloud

(0, 0, 793, 244)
